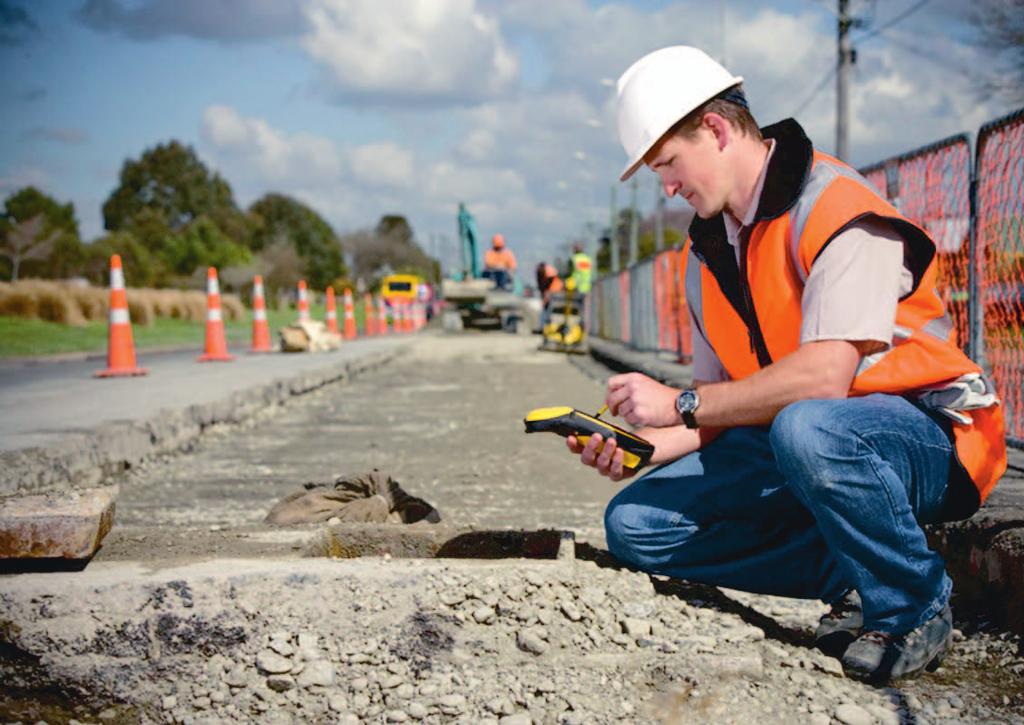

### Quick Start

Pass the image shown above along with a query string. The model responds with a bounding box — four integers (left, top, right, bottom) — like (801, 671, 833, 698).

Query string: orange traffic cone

(377, 297, 389, 335)
(363, 293, 376, 336)
(325, 286, 340, 335)
(297, 280, 310, 322)
(342, 289, 357, 339)
(95, 254, 148, 378)
(198, 267, 234, 362)
(250, 275, 272, 353)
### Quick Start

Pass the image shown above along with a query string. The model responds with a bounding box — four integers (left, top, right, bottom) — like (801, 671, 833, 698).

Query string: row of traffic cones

(94, 257, 426, 377)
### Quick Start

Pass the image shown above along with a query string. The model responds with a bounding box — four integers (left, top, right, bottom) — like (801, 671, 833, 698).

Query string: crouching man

(569, 46, 1007, 682)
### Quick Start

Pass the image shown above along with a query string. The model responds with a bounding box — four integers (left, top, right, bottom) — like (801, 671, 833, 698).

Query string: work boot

(841, 603, 954, 683)
(815, 590, 863, 658)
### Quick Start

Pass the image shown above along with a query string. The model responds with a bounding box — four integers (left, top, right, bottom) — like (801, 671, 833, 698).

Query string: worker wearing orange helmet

(484, 233, 517, 271)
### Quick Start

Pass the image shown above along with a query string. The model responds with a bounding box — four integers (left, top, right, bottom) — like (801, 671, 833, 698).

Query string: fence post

(968, 167, 983, 366)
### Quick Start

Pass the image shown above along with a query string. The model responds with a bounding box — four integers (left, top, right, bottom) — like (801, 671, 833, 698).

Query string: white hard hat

(616, 46, 743, 181)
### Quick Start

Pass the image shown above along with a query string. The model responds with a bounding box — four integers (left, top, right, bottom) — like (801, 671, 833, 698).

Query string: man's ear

(703, 112, 730, 151)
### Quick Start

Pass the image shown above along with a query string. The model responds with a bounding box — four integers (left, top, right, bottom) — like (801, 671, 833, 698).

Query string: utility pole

(609, 186, 620, 273)
(628, 177, 639, 266)
(654, 181, 665, 252)
(836, 0, 855, 162)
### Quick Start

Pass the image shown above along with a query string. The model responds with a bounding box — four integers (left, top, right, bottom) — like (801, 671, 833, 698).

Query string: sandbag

(265, 470, 441, 525)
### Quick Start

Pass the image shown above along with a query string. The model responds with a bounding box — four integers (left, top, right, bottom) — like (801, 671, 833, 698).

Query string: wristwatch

(676, 388, 701, 429)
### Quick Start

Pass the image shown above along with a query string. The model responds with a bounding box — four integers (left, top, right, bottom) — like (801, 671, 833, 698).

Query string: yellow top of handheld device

(523, 406, 655, 470)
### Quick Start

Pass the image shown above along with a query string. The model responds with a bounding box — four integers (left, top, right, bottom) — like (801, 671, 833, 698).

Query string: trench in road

(95, 333, 624, 564)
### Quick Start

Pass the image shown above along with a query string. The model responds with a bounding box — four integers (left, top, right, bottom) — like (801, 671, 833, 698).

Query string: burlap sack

(265, 470, 441, 525)
(279, 320, 341, 353)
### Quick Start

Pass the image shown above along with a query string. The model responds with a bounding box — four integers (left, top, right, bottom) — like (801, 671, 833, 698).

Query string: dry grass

(0, 279, 245, 326)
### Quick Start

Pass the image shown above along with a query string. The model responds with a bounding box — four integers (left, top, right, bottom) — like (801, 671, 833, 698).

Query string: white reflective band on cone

(208, 278, 220, 295)
(110, 268, 125, 289)
(208, 308, 222, 321)
(254, 282, 265, 296)
(110, 308, 130, 324)
(253, 309, 267, 321)
(327, 311, 336, 320)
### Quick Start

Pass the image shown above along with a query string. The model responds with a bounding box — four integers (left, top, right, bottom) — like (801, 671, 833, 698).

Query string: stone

(835, 703, 874, 725)
(517, 629, 549, 655)
(297, 660, 334, 688)
(0, 486, 117, 559)
(269, 639, 294, 656)
(266, 675, 294, 692)
(386, 711, 409, 722)
(382, 674, 404, 689)
(407, 702, 428, 718)
(223, 665, 248, 688)
(256, 651, 292, 674)
(560, 602, 582, 622)
(439, 694, 467, 712)
(499, 714, 533, 725)
(396, 683, 415, 699)
(327, 694, 348, 713)
(620, 618, 652, 637)
(474, 606, 497, 624)
(337, 715, 361, 725)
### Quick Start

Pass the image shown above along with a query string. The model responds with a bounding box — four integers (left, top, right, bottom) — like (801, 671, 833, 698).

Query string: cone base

(249, 346, 273, 354)
(197, 353, 235, 362)
(95, 367, 149, 378)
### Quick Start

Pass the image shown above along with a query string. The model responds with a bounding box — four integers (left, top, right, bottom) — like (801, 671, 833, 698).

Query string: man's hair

(670, 84, 762, 140)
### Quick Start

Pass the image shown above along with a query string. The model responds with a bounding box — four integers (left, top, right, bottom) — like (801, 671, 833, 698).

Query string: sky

(0, 0, 1018, 276)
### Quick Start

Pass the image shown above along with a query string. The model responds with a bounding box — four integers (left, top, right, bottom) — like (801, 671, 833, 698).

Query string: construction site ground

(2, 332, 1023, 725)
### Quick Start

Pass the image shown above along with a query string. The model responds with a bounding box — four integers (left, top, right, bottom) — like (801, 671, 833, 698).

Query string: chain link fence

(588, 107, 1023, 448)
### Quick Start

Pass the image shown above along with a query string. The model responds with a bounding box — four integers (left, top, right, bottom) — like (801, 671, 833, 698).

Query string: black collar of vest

(688, 117, 813, 254)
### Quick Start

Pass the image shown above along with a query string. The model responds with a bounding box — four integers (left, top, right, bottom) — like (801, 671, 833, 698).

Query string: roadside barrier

(197, 267, 234, 362)
(377, 297, 389, 335)
(250, 275, 272, 353)
(975, 109, 1024, 446)
(325, 286, 339, 335)
(589, 106, 1023, 448)
(342, 289, 357, 340)
(297, 280, 310, 322)
(94, 254, 148, 378)
(364, 293, 377, 336)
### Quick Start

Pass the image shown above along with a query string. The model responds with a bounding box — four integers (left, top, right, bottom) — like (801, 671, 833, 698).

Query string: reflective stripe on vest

(688, 151, 1007, 502)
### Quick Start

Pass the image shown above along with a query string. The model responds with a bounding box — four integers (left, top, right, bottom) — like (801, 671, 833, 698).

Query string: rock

(439, 694, 466, 713)
(834, 703, 874, 725)
(517, 629, 549, 655)
(269, 639, 294, 656)
(161, 695, 177, 710)
(866, 705, 901, 725)
(487, 697, 516, 716)
(256, 651, 292, 674)
(297, 660, 334, 688)
(407, 701, 428, 718)
(691, 653, 764, 680)
(620, 618, 652, 637)
(440, 590, 465, 606)
(337, 715, 361, 725)
(560, 602, 582, 622)
(386, 710, 409, 722)
(223, 665, 248, 688)
(812, 656, 844, 677)
(0, 486, 117, 559)
(382, 674, 404, 689)
(266, 675, 294, 692)
(351, 677, 369, 690)
(499, 713, 532, 725)
(327, 694, 348, 713)
(396, 683, 415, 699)
(473, 606, 497, 624)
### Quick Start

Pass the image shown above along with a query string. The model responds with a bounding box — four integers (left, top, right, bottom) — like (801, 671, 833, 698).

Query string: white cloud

(350, 142, 415, 188)
(301, 0, 519, 103)
(0, 165, 49, 195)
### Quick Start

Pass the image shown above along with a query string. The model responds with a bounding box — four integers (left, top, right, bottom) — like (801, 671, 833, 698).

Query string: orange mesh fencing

(892, 136, 973, 352)
(976, 109, 1024, 444)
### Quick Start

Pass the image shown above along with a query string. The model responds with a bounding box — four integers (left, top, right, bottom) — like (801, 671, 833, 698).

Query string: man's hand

(606, 372, 680, 428)
(566, 433, 637, 482)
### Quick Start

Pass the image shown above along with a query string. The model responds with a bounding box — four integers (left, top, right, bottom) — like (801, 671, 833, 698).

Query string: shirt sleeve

(800, 218, 911, 352)
(690, 307, 730, 383)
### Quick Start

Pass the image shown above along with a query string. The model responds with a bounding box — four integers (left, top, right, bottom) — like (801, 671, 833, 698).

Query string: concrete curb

(0, 347, 406, 496)
(586, 336, 1024, 635)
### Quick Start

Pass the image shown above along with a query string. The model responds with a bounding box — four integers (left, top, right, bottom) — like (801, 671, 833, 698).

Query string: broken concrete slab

(0, 486, 117, 559)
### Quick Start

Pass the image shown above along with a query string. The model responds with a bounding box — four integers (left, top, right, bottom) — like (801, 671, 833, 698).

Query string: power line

(855, 0, 931, 42)
(792, 65, 837, 118)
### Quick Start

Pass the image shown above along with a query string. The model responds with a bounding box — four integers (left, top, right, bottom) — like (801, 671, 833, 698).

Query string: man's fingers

(566, 435, 583, 454)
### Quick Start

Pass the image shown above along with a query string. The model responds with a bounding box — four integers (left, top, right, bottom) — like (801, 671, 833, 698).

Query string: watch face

(677, 389, 698, 413)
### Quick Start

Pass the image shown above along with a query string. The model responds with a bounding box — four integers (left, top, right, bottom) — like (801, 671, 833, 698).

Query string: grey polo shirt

(692, 140, 914, 383)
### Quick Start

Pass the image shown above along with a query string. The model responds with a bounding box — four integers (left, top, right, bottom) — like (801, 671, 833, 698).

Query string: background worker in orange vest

(483, 233, 517, 291)
(567, 46, 1006, 683)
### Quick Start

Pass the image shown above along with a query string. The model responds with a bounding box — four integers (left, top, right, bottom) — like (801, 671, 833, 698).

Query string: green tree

(163, 216, 252, 276)
(102, 140, 244, 236)
(1, 186, 84, 279)
(346, 214, 439, 286)
(249, 193, 346, 288)
(84, 231, 161, 288)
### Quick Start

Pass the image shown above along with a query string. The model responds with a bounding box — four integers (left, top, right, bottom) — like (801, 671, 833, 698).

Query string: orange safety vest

(485, 247, 517, 271)
(684, 119, 1006, 512)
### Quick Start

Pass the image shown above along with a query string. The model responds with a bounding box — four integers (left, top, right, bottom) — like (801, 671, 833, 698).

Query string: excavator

(440, 202, 539, 333)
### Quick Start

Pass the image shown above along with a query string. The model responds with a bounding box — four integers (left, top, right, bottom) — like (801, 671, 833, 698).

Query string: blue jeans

(604, 393, 954, 634)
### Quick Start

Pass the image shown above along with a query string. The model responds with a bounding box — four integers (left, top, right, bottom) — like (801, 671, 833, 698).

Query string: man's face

(645, 125, 727, 218)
